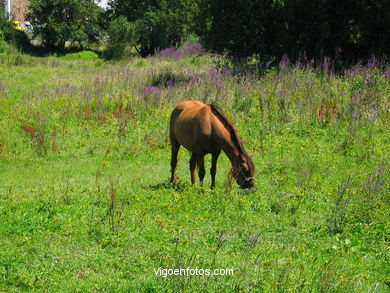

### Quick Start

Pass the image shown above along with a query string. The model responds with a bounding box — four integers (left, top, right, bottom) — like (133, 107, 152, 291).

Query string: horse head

(234, 152, 255, 189)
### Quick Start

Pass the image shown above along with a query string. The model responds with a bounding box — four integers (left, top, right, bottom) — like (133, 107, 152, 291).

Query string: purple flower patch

(366, 56, 379, 70)
(306, 59, 315, 72)
(156, 43, 206, 59)
(384, 69, 390, 81)
(142, 87, 162, 95)
(322, 56, 331, 72)
(140, 86, 163, 105)
(280, 54, 290, 67)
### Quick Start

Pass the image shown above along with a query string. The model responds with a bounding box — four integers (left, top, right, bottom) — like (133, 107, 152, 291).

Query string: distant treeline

(109, 0, 389, 61)
(196, 0, 390, 61)
(3, 0, 389, 61)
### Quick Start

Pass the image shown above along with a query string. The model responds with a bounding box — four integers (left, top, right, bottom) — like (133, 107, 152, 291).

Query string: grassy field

(0, 51, 389, 292)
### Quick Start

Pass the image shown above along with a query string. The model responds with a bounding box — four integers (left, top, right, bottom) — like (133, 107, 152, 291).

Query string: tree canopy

(27, 0, 103, 50)
(24, 0, 389, 60)
(196, 0, 390, 61)
(107, 0, 197, 56)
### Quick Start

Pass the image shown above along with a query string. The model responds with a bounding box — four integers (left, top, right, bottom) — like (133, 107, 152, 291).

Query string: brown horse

(169, 100, 255, 189)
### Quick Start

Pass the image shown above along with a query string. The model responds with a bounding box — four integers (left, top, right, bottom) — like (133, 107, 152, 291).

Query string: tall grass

(0, 52, 389, 291)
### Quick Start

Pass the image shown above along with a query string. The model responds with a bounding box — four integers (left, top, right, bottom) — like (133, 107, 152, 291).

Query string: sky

(98, 0, 109, 8)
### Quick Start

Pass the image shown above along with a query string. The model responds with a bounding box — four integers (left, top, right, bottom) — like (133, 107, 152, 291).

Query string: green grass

(0, 53, 389, 292)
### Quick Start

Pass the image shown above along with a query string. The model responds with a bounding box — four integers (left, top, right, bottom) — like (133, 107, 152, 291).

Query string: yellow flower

(155, 215, 163, 224)
(339, 275, 349, 282)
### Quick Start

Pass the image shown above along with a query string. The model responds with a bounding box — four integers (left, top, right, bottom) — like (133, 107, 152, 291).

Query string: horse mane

(209, 103, 246, 155)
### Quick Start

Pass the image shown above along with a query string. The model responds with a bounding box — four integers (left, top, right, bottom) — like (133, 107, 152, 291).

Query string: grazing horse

(169, 100, 255, 189)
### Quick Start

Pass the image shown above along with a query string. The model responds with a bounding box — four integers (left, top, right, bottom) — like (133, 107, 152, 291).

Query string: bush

(27, 0, 103, 51)
(0, 30, 6, 53)
(0, 12, 30, 51)
(104, 17, 136, 60)
(110, 0, 197, 57)
(5, 29, 30, 51)
(196, 0, 389, 61)
(62, 50, 100, 61)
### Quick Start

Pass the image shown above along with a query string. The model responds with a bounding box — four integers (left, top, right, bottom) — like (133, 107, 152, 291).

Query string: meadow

(0, 49, 389, 292)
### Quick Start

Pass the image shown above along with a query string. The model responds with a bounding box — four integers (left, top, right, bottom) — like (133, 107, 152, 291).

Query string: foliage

(104, 16, 136, 60)
(108, 0, 197, 57)
(0, 30, 6, 53)
(0, 12, 30, 51)
(27, 0, 103, 50)
(0, 53, 389, 291)
(195, 0, 390, 61)
(61, 50, 100, 61)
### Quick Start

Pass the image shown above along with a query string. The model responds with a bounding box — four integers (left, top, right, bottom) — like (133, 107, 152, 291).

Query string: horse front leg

(210, 150, 221, 189)
(170, 141, 180, 183)
(197, 153, 205, 186)
(190, 153, 197, 184)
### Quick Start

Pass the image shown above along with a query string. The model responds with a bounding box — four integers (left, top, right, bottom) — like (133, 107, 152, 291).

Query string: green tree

(27, 0, 103, 50)
(196, 0, 389, 61)
(0, 11, 30, 51)
(0, 30, 6, 53)
(108, 0, 196, 56)
(195, 0, 282, 58)
(104, 16, 137, 59)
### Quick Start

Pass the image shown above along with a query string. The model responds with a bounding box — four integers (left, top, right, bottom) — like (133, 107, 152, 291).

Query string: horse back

(170, 100, 222, 153)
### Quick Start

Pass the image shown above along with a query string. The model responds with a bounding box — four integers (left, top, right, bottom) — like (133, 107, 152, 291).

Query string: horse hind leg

(190, 153, 197, 184)
(197, 153, 206, 186)
(210, 150, 221, 189)
(170, 140, 180, 183)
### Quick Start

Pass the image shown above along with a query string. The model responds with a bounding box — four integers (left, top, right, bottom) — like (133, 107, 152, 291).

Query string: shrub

(62, 50, 100, 61)
(0, 12, 30, 51)
(104, 17, 136, 60)
(0, 30, 6, 53)
(111, 0, 197, 57)
(27, 0, 103, 51)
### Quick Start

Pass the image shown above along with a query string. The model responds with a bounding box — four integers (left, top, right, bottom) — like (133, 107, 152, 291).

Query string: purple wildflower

(156, 43, 206, 59)
(366, 56, 379, 70)
(191, 75, 201, 83)
(306, 59, 314, 72)
(166, 79, 174, 88)
(142, 87, 162, 95)
(221, 67, 231, 74)
(322, 56, 331, 73)
(280, 54, 290, 68)
(384, 69, 390, 81)
(141, 86, 163, 104)
(181, 42, 206, 56)
(352, 63, 362, 75)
